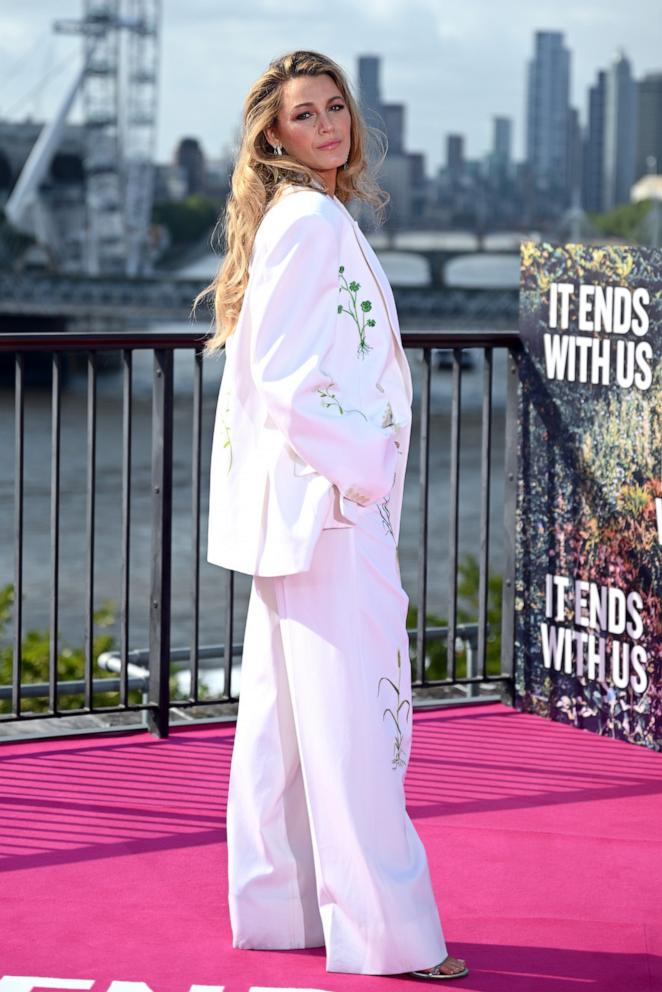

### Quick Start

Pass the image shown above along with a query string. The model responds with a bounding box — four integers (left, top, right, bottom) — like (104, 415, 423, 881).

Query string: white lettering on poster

(543, 284, 652, 390)
(541, 572, 649, 692)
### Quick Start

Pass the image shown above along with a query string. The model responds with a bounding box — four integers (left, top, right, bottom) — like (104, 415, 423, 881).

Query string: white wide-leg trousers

(225, 504, 448, 975)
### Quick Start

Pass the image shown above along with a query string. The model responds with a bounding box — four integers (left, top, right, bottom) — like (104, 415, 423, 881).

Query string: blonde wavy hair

(192, 49, 390, 356)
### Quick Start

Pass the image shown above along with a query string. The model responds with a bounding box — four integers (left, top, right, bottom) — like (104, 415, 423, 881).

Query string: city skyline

(0, 0, 660, 174)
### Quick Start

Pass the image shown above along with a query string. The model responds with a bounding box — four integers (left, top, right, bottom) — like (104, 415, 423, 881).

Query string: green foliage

(0, 582, 212, 717)
(587, 199, 654, 241)
(457, 552, 503, 671)
(0, 583, 127, 714)
(152, 194, 224, 246)
(407, 553, 503, 682)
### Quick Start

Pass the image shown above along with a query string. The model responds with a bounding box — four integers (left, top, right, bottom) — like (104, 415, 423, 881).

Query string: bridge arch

(444, 252, 520, 289)
(377, 250, 431, 287)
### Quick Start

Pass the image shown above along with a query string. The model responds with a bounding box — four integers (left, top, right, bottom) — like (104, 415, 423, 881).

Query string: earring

(273, 143, 283, 155)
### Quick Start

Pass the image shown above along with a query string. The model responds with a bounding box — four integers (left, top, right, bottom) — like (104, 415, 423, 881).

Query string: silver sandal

(410, 955, 469, 980)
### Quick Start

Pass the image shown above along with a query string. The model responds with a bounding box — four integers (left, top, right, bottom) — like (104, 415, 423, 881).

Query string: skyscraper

(491, 116, 512, 180)
(603, 50, 637, 210)
(175, 137, 206, 195)
(636, 72, 662, 180)
(582, 70, 607, 213)
(358, 55, 382, 128)
(525, 31, 571, 205)
(567, 106, 583, 203)
(446, 134, 465, 177)
(381, 103, 405, 155)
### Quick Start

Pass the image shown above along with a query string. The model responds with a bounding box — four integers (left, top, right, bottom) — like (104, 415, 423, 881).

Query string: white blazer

(206, 183, 414, 577)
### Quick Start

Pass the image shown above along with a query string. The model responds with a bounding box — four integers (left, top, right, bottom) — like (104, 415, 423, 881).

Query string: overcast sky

(1, 0, 660, 175)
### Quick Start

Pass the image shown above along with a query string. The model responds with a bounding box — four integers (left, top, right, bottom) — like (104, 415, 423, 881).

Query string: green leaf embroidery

(377, 492, 394, 541)
(219, 393, 233, 473)
(316, 375, 368, 421)
(377, 648, 411, 769)
(338, 265, 374, 358)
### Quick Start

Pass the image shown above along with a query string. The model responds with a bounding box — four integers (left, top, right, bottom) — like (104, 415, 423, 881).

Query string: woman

(195, 50, 469, 981)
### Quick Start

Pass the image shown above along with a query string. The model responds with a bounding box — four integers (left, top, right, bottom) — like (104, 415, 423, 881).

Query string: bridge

(0, 247, 520, 330)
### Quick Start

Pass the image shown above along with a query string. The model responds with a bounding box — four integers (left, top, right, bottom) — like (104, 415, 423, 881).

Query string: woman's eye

(295, 103, 345, 121)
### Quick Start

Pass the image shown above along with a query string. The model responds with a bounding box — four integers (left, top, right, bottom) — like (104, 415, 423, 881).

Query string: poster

(515, 241, 662, 751)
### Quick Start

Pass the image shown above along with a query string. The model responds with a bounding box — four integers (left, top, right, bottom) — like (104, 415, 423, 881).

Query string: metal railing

(0, 326, 521, 739)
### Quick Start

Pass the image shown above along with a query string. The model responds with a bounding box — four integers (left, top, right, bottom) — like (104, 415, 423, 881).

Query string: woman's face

(265, 72, 351, 192)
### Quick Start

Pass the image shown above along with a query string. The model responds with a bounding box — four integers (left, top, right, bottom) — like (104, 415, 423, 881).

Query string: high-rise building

(636, 72, 662, 180)
(407, 152, 426, 186)
(567, 106, 583, 201)
(446, 134, 465, 177)
(358, 55, 382, 127)
(175, 137, 206, 195)
(525, 31, 571, 204)
(491, 116, 512, 179)
(582, 70, 607, 213)
(354, 54, 425, 229)
(381, 103, 405, 155)
(603, 50, 637, 210)
(378, 154, 411, 227)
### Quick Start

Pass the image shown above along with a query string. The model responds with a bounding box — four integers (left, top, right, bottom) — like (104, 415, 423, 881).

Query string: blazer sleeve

(249, 207, 398, 505)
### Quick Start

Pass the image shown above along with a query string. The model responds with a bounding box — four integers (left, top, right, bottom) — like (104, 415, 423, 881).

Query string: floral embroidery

(377, 492, 394, 541)
(337, 264, 375, 358)
(316, 368, 368, 420)
(219, 393, 232, 473)
(378, 648, 411, 770)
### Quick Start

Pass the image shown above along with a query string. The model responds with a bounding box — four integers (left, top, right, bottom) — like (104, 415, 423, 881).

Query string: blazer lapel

(331, 196, 413, 405)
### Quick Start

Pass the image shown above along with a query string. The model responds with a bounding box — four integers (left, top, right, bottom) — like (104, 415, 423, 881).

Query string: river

(0, 249, 518, 668)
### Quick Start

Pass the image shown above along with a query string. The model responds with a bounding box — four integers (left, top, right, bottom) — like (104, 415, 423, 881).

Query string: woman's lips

(318, 140, 341, 150)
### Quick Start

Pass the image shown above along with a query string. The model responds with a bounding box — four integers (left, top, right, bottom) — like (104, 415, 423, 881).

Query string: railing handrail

(0, 328, 522, 352)
(0, 327, 521, 738)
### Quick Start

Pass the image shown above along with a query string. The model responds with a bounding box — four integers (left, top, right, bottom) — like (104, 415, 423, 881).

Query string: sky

(0, 0, 660, 175)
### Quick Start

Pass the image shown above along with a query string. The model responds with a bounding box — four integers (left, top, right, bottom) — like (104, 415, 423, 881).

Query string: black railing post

(477, 348, 493, 685)
(147, 348, 174, 737)
(223, 570, 235, 699)
(49, 351, 62, 716)
(190, 348, 203, 702)
(120, 348, 133, 707)
(447, 348, 462, 682)
(84, 350, 97, 711)
(501, 346, 519, 704)
(416, 347, 431, 684)
(12, 353, 25, 718)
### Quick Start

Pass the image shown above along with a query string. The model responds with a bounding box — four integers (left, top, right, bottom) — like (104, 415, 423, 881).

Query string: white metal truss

(8, 0, 162, 276)
(122, 0, 161, 275)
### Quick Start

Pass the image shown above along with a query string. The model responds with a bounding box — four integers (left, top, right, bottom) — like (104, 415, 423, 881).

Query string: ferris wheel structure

(6, 0, 161, 277)
(55, 0, 161, 276)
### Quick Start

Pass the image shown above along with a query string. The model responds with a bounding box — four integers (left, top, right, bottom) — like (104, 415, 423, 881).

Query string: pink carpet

(1, 702, 661, 992)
